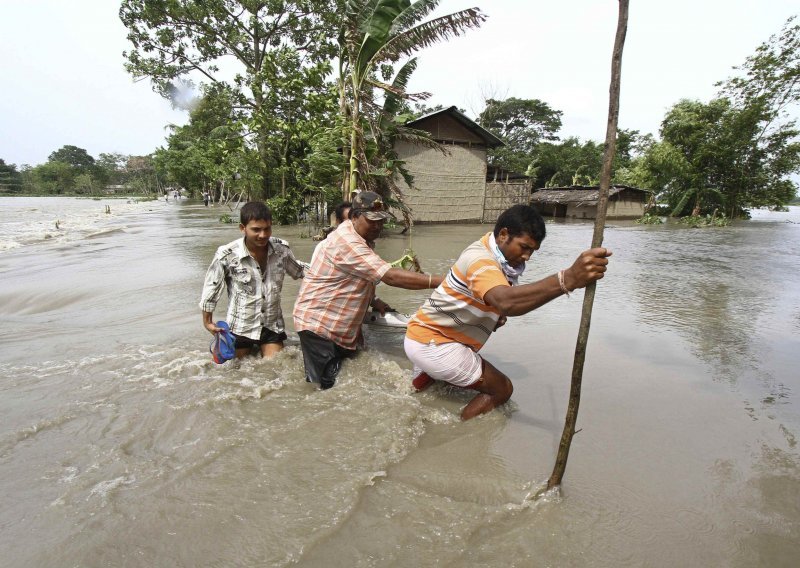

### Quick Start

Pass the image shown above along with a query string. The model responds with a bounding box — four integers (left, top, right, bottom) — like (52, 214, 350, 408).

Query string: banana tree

(339, 0, 485, 198)
(370, 57, 450, 226)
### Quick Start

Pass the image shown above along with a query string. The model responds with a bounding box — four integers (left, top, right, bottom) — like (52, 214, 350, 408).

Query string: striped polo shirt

(406, 233, 510, 351)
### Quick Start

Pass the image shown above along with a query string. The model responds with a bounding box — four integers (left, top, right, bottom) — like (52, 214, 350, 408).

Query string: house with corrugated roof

(530, 184, 652, 219)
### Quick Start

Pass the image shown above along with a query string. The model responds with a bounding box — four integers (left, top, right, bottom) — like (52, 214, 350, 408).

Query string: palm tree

(339, 0, 485, 198)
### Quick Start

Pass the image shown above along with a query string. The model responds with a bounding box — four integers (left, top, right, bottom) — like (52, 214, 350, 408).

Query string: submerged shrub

(678, 211, 731, 228)
(635, 213, 664, 225)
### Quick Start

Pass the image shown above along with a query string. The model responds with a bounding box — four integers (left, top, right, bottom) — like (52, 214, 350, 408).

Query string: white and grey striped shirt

(200, 237, 305, 339)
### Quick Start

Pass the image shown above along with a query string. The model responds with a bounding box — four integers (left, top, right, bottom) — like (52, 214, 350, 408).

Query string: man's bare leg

(261, 342, 284, 359)
(460, 359, 513, 420)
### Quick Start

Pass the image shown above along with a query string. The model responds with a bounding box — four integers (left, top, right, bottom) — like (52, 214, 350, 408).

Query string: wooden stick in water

(546, 0, 629, 492)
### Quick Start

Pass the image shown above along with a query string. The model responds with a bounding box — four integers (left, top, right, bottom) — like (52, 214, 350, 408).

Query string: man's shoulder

(326, 224, 359, 250)
(216, 237, 242, 254)
(215, 238, 244, 261)
(458, 238, 494, 264)
(269, 236, 292, 249)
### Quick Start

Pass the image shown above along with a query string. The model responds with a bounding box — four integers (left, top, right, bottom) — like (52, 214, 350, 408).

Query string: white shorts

(403, 337, 483, 388)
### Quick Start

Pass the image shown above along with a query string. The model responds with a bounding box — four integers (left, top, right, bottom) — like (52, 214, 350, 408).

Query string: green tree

(120, 0, 341, 197)
(714, 15, 800, 212)
(48, 145, 95, 169)
(97, 152, 129, 187)
(73, 173, 98, 195)
(528, 137, 604, 188)
(640, 97, 798, 217)
(251, 47, 339, 199)
(339, 0, 485, 196)
(40, 145, 106, 193)
(718, 15, 799, 132)
(155, 86, 259, 200)
(636, 16, 800, 217)
(478, 97, 563, 174)
(32, 161, 75, 194)
(127, 155, 162, 196)
(0, 159, 23, 193)
(527, 128, 649, 189)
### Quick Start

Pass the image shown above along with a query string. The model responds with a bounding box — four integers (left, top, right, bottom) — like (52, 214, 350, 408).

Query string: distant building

(393, 106, 527, 223)
(530, 185, 652, 219)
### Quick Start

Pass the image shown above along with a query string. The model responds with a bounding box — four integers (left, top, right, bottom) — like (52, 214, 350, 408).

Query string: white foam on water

(0, 196, 155, 254)
(88, 476, 135, 502)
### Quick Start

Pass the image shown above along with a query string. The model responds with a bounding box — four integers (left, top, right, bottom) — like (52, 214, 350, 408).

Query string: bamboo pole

(546, 0, 629, 491)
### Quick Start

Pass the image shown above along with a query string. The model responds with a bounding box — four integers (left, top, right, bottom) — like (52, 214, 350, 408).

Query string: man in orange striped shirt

(405, 205, 612, 420)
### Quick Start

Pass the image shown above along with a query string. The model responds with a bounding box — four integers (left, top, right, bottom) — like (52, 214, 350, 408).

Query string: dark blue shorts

(232, 327, 287, 350)
(297, 330, 357, 390)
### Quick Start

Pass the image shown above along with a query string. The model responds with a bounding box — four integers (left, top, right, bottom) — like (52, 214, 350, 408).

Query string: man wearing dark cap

(293, 191, 445, 390)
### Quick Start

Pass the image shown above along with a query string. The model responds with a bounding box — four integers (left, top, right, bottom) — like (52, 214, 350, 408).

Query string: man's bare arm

(484, 248, 612, 317)
(380, 267, 444, 290)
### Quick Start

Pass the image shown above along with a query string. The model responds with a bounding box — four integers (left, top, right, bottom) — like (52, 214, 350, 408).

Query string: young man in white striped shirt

(200, 201, 305, 359)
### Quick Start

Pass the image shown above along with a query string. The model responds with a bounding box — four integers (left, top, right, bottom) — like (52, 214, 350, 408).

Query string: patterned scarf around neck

(488, 232, 526, 285)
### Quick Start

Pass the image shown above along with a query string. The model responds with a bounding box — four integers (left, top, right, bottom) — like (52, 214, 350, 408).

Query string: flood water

(1, 196, 798, 567)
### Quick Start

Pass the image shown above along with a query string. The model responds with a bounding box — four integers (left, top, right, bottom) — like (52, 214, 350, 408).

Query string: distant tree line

(3, 3, 797, 223)
(0, 146, 161, 197)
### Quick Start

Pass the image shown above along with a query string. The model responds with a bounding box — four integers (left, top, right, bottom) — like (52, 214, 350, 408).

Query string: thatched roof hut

(531, 184, 651, 219)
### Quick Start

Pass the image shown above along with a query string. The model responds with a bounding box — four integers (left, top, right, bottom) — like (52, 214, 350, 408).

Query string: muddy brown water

(1, 197, 798, 566)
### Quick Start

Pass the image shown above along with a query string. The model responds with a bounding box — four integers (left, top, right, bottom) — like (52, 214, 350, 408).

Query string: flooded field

(1, 197, 798, 566)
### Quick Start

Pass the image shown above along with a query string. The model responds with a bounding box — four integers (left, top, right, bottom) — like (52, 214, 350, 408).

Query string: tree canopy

(0, 159, 23, 193)
(479, 98, 563, 151)
(120, 0, 341, 197)
(634, 97, 799, 216)
(48, 145, 95, 168)
(624, 16, 800, 218)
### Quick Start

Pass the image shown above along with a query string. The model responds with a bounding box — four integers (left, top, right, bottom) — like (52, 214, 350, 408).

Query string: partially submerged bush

(635, 213, 664, 225)
(678, 211, 731, 227)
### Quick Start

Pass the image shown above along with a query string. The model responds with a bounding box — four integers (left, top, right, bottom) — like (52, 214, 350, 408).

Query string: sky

(1, 0, 797, 167)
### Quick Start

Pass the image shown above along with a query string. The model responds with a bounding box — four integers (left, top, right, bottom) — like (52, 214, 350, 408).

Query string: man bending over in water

(404, 204, 612, 420)
(293, 191, 445, 389)
(200, 201, 305, 359)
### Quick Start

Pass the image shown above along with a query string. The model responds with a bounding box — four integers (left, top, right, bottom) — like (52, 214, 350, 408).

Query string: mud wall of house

(393, 141, 487, 223)
(606, 198, 645, 218)
(565, 203, 597, 219)
(563, 201, 644, 219)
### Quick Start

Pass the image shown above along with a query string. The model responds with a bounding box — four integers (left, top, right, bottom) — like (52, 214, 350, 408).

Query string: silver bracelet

(558, 270, 571, 297)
